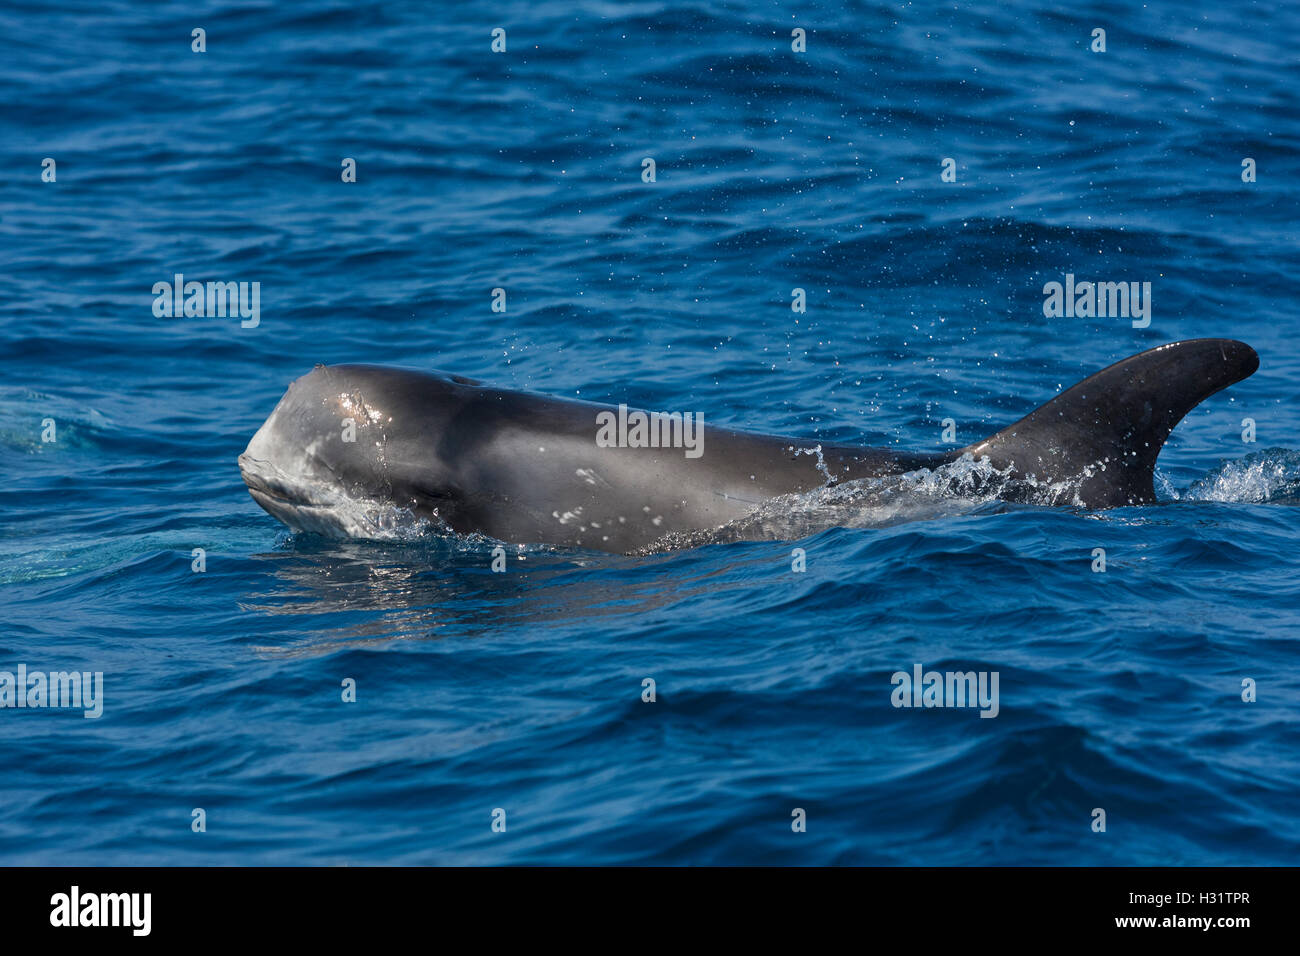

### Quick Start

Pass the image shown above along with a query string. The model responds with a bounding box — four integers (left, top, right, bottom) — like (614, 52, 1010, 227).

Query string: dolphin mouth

(238, 451, 330, 525)
(239, 451, 341, 534)
(239, 449, 440, 539)
(238, 453, 294, 502)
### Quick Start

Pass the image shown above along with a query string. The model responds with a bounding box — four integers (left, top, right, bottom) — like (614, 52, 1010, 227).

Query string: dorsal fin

(960, 339, 1258, 506)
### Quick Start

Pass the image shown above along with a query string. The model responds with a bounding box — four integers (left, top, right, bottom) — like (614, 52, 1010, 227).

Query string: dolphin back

(959, 338, 1259, 507)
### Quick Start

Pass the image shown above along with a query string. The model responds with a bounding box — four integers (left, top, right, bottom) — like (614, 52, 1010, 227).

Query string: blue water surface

(2, 0, 1298, 864)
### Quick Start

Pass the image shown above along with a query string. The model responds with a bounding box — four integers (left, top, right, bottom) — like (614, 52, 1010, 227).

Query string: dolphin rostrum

(238, 338, 1258, 553)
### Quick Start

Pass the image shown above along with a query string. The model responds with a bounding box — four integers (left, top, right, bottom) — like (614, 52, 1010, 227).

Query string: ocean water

(2, 0, 1299, 865)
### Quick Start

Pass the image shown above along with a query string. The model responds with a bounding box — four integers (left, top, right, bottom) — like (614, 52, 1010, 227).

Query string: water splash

(1178, 448, 1300, 504)
(790, 443, 837, 483)
(636, 454, 1086, 553)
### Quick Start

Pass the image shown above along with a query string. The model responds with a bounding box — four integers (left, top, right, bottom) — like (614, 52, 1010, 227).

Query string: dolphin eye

(450, 374, 481, 386)
(412, 481, 458, 502)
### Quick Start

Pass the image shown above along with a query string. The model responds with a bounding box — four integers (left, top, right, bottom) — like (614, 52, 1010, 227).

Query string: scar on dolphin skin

(239, 339, 1259, 553)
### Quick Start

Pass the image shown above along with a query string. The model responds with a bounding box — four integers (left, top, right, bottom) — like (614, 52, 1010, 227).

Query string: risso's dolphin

(238, 338, 1258, 553)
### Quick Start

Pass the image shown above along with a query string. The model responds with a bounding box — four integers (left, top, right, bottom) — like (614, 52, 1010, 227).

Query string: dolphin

(238, 338, 1258, 553)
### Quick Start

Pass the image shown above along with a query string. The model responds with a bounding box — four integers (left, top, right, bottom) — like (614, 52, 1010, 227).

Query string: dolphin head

(238, 364, 482, 536)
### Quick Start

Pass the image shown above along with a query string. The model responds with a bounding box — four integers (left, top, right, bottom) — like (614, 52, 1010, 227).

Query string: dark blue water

(3, 0, 1298, 864)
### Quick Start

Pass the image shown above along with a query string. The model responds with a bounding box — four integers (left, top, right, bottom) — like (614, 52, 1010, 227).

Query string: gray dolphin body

(238, 339, 1258, 553)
